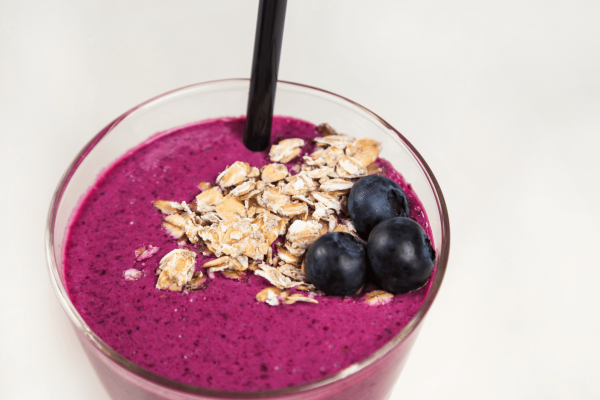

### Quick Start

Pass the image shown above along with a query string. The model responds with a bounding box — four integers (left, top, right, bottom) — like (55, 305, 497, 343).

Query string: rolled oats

(188, 271, 208, 291)
(276, 246, 300, 264)
(163, 222, 185, 239)
(333, 224, 350, 233)
(280, 202, 309, 217)
(255, 263, 305, 289)
(269, 138, 305, 163)
(278, 263, 307, 282)
(337, 156, 368, 178)
(153, 200, 182, 215)
(320, 178, 354, 192)
(229, 180, 256, 197)
(316, 123, 337, 136)
(216, 161, 251, 188)
(135, 244, 160, 262)
(283, 293, 319, 305)
(258, 187, 291, 214)
(323, 148, 345, 169)
(222, 270, 248, 282)
(256, 286, 289, 306)
(291, 194, 315, 207)
(202, 256, 230, 268)
(156, 249, 197, 291)
(196, 187, 223, 213)
(247, 167, 260, 179)
(216, 196, 246, 221)
(364, 290, 394, 306)
(198, 181, 213, 191)
(367, 163, 383, 175)
(151, 124, 391, 304)
(286, 220, 321, 249)
(123, 268, 144, 281)
(164, 213, 191, 229)
(261, 163, 288, 183)
(314, 135, 355, 150)
(284, 242, 306, 257)
(307, 166, 335, 179)
(312, 191, 342, 212)
(346, 138, 381, 167)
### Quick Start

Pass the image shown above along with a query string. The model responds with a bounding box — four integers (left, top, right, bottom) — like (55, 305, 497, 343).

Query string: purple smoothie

(64, 117, 434, 391)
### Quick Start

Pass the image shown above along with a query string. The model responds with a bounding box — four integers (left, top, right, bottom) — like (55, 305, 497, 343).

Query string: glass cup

(46, 79, 450, 400)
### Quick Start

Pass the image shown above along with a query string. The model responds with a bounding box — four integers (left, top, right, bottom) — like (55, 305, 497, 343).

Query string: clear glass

(46, 79, 450, 400)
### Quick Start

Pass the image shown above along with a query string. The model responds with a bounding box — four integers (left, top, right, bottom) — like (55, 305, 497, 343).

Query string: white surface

(1, 0, 599, 399)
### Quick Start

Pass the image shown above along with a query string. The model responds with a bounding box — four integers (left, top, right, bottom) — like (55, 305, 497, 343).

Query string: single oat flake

(269, 138, 305, 163)
(123, 269, 144, 282)
(156, 249, 197, 292)
(216, 161, 252, 188)
(261, 163, 288, 183)
(345, 138, 381, 168)
(364, 290, 394, 306)
(314, 134, 355, 150)
(283, 293, 319, 305)
(256, 286, 289, 306)
(135, 244, 160, 262)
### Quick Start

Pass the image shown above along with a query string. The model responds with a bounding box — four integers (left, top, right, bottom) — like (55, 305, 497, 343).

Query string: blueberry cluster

(305, 175, 435, 296)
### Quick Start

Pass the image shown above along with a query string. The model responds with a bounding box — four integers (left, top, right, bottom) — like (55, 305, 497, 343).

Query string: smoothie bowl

(46, 79, 450, 400)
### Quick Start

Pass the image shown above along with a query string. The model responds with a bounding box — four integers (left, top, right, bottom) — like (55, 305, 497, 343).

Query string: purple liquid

(64, 117, 434, 391)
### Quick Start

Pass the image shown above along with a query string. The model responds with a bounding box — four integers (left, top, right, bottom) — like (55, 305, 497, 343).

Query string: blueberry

(305, 232, 367, 296)
(367, 217, 435, 294)
(348, 175, 410, 239)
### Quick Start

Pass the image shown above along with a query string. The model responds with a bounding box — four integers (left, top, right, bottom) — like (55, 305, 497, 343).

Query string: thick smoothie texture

(64, 117, 434, 391)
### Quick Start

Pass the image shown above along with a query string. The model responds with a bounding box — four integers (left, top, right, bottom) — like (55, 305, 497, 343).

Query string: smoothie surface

(64, 117, 434, 391)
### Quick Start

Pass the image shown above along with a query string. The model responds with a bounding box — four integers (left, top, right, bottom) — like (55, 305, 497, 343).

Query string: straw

(243, 0, 288, 152)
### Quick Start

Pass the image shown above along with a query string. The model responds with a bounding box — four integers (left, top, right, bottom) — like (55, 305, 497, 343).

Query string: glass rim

(45, 78, 450, 398)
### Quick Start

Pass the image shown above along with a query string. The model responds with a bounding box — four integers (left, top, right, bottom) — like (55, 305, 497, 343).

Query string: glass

(46, 79, 450, 400)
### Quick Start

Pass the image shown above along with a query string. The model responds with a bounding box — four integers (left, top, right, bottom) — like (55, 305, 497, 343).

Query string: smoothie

(64, 116, 434, 391)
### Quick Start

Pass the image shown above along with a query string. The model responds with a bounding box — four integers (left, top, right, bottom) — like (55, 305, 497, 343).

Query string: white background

(1, 0, 599, 399)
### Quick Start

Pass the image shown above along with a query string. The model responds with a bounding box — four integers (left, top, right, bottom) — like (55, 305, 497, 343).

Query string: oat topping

(247, 167, 260, 179)
(217, 161, 252, 188)
(229, 180, 256, 197)
(123, 268, 144, 281)
(255, 263, 305, 290)
(276, 246, 300, 264)
(364, 290, 394, 306)
(319, 179, 354, 192)
(261, 163, 289, 183)
(283, 293, 319, 305)
(316, 123, 337, 136)
(222, 270, 248, 282)
(152, 124, 393, 305)
(278, 263, 307, 282)
(153, 200, 182, 215)
(187, 271, 208, 291)
(314, 134, 355, 150)
(135, 244, 160, 262)
(202, 256, 230, 269)
(286, 220, 321, 249)
(198, 181, 213, 191)
(156, 249, 197, 292)
(269, 138, 305, 163)
(346, 138, 381, 168)
(215, 196, 246, 221)
(337, 156, 368, 178)
(196, 187, 224, 213)
(256, 286, 288, 306)
(323, 146, 345, 167)
(164, 213, 191, 229)
(162, 221, 185, 239)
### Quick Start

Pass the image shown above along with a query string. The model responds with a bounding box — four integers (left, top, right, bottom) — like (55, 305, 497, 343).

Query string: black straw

(243, 0, 288, 152)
